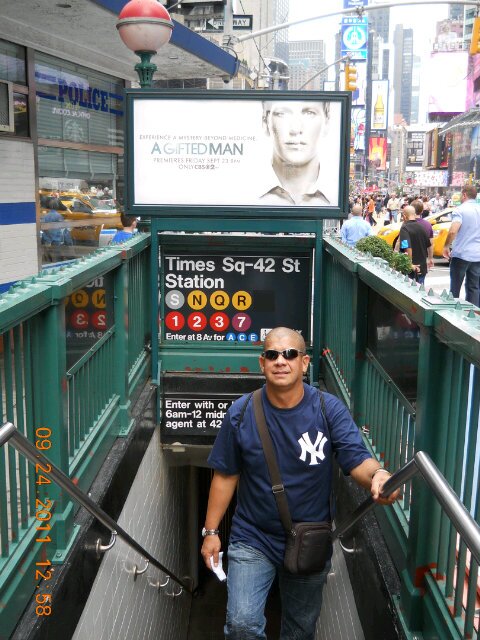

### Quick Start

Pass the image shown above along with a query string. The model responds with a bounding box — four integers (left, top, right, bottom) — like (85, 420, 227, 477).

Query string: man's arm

(350, 458, 400, 505)
(442, 221, 461, 259)
(427, 239, 434, 269)
(201, 471, 239, 569)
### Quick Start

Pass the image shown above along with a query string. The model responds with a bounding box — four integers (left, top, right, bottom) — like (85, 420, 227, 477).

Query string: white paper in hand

(210, 551, 227, 582)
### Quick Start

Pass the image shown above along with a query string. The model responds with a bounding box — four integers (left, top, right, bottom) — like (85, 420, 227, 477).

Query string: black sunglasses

(262, 348, 305, 361)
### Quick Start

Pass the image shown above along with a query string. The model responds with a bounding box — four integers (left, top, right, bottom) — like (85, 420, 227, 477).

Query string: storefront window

(0, 39, 26, 85)
(35, 52, 124, 146)
(38, 148, 122, 263)
(34, 53, 124, 266)
(13, 93, 28, 137)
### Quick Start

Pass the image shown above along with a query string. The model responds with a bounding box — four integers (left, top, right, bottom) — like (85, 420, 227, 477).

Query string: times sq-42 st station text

(165, 256, 303, 289)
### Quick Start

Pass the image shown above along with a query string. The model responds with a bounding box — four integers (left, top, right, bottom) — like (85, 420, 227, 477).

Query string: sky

(288, 1, 450, 54)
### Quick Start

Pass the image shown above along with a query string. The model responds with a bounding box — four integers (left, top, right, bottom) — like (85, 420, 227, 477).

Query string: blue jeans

(225, 542, 330, 640)
(450, 257, 480, 306)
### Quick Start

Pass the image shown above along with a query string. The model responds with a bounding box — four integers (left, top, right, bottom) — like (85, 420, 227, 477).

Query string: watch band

(202, 527, 219, 537)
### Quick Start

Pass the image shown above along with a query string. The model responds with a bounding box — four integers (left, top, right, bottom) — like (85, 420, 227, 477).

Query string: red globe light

(116, 0, 173, 54)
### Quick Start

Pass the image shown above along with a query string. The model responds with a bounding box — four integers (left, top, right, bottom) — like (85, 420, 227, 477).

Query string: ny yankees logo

(298, 431, 328, 465)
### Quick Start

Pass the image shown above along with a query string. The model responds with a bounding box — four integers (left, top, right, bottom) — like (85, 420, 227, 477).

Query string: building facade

(393, 25, 414, 125)
(0, 0, 237, 292)
(288, 40, 326, 91)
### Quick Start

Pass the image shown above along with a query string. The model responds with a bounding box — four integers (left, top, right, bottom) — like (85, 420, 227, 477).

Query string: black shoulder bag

(252, 389, 333, 575)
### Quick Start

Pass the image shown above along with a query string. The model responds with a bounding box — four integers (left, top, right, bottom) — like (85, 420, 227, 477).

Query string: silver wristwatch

(202, 527, 220, 537)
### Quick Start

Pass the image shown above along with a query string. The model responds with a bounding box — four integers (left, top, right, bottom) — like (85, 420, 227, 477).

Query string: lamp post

(116, 0, 174, 89)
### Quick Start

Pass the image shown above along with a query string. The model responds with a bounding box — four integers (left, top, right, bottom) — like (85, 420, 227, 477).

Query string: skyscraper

(288, 40, 326, 90)
(393, 25, 414, 125)
(449, 4, 464, 21)
(368, 6, 390, 80)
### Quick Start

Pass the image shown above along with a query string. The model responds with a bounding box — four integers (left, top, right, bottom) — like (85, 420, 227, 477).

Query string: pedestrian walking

(443, 185, 480, 306)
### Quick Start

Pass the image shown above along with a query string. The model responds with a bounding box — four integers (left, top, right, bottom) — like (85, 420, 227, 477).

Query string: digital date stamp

(34, 427, 54, 617)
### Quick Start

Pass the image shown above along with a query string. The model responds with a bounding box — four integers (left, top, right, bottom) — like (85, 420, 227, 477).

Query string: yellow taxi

(429, 209, 453, 257)
(40, 191, 122, 245)
(376, 208, 454, 257)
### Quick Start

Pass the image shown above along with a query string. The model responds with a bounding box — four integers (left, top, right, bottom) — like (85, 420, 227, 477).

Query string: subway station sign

(161, 252, 311, 343)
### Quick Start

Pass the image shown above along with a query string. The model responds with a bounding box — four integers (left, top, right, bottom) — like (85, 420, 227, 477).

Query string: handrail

(0, 422, 192, 594)
(4, 416, 478, 589)
(333, 452, 480, 567)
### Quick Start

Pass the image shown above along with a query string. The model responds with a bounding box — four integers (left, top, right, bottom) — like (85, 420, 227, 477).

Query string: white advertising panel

(352, 62, 367, 107)
(408, 170, 448, 187)
(427, 51, 468, 114)
(131, 95, 345, 210)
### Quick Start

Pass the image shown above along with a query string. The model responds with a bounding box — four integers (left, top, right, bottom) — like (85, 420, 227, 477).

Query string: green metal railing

(0, 234, 151, 639)
(1, 230, 479, 640)
(322, 236, 480, 640)
(126, 247, 151, 396)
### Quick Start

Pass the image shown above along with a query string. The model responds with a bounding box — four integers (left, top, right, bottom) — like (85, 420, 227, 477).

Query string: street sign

(161, 251, 311, 343)
(203, 14, 253, 32)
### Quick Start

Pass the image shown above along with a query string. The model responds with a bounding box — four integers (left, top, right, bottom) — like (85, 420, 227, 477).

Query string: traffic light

(345, 63, 357, 92)
(470, 17, 480, 55)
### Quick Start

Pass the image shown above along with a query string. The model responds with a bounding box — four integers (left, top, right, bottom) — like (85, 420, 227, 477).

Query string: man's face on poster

(263, 101, 328, 167)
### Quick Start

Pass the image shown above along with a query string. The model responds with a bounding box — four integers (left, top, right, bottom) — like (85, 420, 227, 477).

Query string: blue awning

(92, 0, 239, 78)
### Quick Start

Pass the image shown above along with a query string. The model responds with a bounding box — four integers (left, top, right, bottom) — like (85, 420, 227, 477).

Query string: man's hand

(428, 258, 434, 270)
(412, 264, 420, 273)
(443, 247, 451, 260)
(201, 534, 221, 570)
(371, 470, 400, 505)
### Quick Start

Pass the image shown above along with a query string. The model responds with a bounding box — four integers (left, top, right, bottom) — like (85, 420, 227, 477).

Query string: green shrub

(389, 251, 412, 275)
(355, 235, 412, 275)
(355, 235, 392, 261)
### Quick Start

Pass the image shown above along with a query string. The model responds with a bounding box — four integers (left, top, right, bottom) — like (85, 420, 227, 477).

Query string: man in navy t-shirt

(201, 327, 398, 640)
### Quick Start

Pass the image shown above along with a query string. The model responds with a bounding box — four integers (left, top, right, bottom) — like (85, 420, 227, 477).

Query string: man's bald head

(351, 204, 363, 216)
(403, 205, 416, 220)
(264, 327, 306, 351)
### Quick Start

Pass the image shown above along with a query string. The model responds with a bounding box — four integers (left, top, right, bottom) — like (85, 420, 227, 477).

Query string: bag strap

(318, 389, 329, 436)
(253, 389, 293, 534)
(238, 392, 253, 426)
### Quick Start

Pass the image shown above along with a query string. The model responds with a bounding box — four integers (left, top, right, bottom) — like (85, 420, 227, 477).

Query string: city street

(425, 261, 454, 296)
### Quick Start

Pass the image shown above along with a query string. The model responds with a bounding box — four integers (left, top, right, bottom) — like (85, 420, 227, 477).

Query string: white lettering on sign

(165, 256, 303, 277)
(162, 398, 235, 433)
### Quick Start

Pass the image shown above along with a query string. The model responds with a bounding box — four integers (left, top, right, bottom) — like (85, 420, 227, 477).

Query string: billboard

(370, 80, 388, 131)
(408, 170, 448, 187)
(368, 137, 387, 171)
(407, 131, 425, 166)
(127, 90, 350, 218)
(352, 62, 367, 107)
(427, 51, 468, 115)
(341, 16, 368, 61)
(466, 55, 480, 110)
(351, 107, 366, 152)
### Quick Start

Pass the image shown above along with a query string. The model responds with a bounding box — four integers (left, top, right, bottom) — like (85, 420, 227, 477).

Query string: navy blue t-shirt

(207, 383, 371, 566)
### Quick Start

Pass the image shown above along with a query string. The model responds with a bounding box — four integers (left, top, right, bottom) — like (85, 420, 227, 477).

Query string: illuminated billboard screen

(352, 62, 367, 107)
(127, 90, 351, 219)
(368, 137, 387, 170)
(407, 131, 425, 166)
(351, 107, 366, 152)
(370, 80, 389, 131)
(427, 51, 468, 115)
